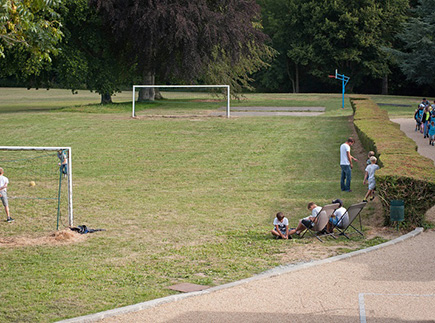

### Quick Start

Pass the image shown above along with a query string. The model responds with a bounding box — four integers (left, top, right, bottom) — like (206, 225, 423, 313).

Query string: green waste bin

(390, 200, 404, 222)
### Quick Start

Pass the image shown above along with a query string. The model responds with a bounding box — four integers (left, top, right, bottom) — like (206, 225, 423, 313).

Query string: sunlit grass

(0, 88, 380, 322)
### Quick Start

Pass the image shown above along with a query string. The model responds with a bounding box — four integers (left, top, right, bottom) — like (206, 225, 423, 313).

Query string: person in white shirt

(0, 167, 13, 222)
(271, 212, 290, 239)
(289, 202, 322, 236)
(326, 198, 348, 233)
(340, 137, 358, 192)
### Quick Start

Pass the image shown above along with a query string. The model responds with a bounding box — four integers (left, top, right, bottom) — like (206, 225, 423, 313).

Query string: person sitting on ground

(289, 202, 322, 236)
(271, 211, 291, 239)
(326, 199, 348, 233)
(363, 156, 380, 202)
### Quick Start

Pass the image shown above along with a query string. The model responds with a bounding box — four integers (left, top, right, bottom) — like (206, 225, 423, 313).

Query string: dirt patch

(192, 99, 222, 103)
(0, 229, 87, 247)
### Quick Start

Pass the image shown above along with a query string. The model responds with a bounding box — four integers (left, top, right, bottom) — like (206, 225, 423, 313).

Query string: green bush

(351, 97, 435, 227)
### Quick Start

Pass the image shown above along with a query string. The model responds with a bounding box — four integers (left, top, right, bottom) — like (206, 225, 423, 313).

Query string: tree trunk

(101, 92, 112, 104)
(381, 75, 388, 95)
(155, 88, 163, 100)
(286, 58, 296, 93)
(138, 71, 155, 101)
(295, 64, 300, 93)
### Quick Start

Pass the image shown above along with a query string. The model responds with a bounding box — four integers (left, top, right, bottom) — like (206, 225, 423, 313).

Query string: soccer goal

(0, 146, 73, 230)
(132, 85, 231, 118)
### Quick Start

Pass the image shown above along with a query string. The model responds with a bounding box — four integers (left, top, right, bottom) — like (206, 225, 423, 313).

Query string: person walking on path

(0, 167, 13, 222)
(340, 137, 358, 192)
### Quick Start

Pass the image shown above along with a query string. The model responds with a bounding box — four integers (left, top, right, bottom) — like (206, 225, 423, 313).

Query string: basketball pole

(329, 69, 350, 109)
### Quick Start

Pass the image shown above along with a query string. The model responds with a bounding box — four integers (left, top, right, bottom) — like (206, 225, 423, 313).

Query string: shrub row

(351, 97, 435, 227)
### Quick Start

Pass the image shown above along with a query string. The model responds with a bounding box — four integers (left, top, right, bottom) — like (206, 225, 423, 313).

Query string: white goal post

(0, 146, 73, 227)
(132, 85, 231, 118)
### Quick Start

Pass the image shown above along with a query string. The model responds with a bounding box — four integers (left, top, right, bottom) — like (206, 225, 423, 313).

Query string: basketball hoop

(329, 69, 350, 109)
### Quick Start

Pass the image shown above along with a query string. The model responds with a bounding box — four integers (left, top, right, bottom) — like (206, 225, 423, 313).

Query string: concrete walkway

(62, 229, 435, 323)
(391, 118, 435, 166)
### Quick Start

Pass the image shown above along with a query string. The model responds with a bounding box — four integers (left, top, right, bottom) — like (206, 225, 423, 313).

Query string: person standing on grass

(0, 167, 13, 222)
(340, 137, 358, 192)
(363, 156, 380, 202)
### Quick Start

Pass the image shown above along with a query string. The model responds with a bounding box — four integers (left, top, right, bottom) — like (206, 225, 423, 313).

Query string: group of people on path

(272, 137, 379, 239)
(414, 98, 435, 146)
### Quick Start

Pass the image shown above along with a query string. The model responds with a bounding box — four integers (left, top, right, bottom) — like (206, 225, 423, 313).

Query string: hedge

(351, 97, 435, 227)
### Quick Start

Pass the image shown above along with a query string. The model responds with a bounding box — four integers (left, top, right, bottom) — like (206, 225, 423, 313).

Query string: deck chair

(301, 203, 340, 242)
(333, 201, 367, 239)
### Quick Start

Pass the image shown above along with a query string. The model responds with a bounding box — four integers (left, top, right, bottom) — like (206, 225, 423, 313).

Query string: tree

(53, 0, 130, 103)
(257, 0, 408, 93)
(395, 0, 435, 86)
(0, 0, 63, 77)
(90, 0, 270, 101)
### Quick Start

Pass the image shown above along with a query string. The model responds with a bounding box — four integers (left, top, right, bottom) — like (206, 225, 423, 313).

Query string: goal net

(0, 146, 73, 231)
(132, 85, 231, 118)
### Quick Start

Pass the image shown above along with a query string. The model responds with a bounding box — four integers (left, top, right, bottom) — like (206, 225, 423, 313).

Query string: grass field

(0, 88, 397, 322)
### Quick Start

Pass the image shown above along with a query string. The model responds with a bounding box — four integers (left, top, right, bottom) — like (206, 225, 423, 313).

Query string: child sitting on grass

(363, 156, 380, 202)
(271, 212, 291, 239)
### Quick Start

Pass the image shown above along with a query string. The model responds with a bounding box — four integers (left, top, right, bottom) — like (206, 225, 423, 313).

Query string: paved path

(391, 118, 435, 166)
(211, 106, 325, 117)
(62, 229, 435, 323)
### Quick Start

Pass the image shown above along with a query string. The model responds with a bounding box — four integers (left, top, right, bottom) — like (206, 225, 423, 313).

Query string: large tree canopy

(0, 0, 63, 76)
(90, 0, 270, 100)
(257, 0, 408, 93)
(395, 0, 435, 86)
(53, 0, 130, 103)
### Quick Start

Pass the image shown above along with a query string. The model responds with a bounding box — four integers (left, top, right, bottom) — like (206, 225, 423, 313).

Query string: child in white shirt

(271, 212, 290, 239)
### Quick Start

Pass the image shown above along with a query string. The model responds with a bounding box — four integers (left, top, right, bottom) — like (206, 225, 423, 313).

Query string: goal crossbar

(132, 85, 231, 118)
(0, 146, 73, 227)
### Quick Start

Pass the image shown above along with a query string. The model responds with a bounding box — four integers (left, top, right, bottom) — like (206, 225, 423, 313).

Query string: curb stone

(57, 227, 424, 323)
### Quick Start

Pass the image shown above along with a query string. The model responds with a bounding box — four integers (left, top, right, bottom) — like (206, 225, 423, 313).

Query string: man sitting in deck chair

(326, 199, 348, 234)
(289, 202, 339, 239)
(332, 201, 367, 238)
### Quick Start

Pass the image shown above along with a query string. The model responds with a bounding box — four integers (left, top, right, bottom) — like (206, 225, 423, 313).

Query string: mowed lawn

(0, 88, 374, 322)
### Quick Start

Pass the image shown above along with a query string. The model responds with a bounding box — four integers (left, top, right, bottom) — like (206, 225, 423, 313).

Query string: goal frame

(0, 146, 73, 227)
(132, 85, 231, 118)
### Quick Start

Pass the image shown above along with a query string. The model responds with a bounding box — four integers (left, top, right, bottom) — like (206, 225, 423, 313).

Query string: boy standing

(271, 212, 291, 239)
(363, 156, 380, 202)
(0, 167, 13, 222)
